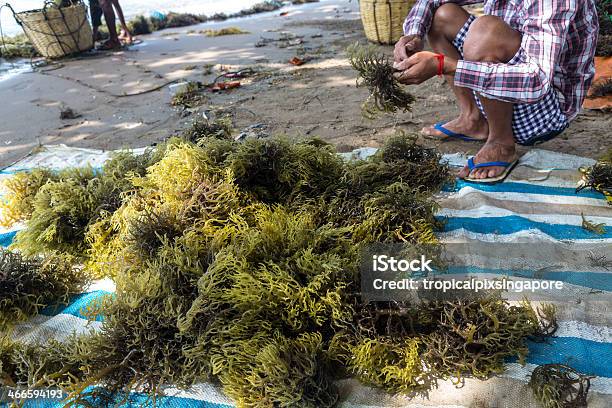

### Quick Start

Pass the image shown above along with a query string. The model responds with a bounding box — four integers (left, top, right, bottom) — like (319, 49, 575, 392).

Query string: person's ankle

(459, 112, 484, 125)
(486, 139, 516, 151)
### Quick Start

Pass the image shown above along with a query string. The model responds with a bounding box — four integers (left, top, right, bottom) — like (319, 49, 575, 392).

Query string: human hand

(393, 35, 424, 63)
(393, 51, 441, 85)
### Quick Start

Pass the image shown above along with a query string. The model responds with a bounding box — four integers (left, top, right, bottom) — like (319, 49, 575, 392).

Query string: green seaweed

(9, 149, 159, 258)
(0, 250, 88, 329)
(581, 213, 606, 234)
(0, 169, 56, 227)
(351, 297, 554, 392)
(529, 364, 592, 408)
(201, 27, 250, 37)
(181, 116, 233, 143)
(0, 34, 38, 59)
(171, 82, 207, 109)
(127, 15, 152, 35)
(0, 134, 558, 406)
(227, 137, 345, 203)
(347, 43, 415, 119)
(577, 149, 612, 205)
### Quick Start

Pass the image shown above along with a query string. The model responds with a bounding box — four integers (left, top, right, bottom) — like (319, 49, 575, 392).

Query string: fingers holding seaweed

(394, 35, 423, 63)
(394, 52, 439, 85)
(347, 43, 415, 118)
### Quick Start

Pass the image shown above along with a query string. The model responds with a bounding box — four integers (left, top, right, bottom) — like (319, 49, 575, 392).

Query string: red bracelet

(434, 53, 445, 76)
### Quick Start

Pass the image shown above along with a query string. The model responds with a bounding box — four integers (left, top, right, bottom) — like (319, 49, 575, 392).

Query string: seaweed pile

(348, 43, 415, 119)
(0, 34, 37, 59)
(0, 132, 557, 406)
(596, 0, 612, 56)
(181, 116, 233, 143)
(529, 364, 592, 408)
(577, 149, 612, 205)
(0, 150, 161, 258)
(202, 28, 251, 37)
(0, 250, 88, 329)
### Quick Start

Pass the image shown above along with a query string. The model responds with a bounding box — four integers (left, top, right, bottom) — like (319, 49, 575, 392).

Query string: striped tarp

(1, 145, 611, 408)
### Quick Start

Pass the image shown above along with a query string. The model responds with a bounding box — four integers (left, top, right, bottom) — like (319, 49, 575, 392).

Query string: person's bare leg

(422, 3, 488, 140)
(459, 97, 518, 179)
(111, 0, 132, 44)
(99, 0, 120, 47)
(457, 16, 522, 179)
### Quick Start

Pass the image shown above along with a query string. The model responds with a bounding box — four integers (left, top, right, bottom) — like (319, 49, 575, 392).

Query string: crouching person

(394, 0, 598, 183)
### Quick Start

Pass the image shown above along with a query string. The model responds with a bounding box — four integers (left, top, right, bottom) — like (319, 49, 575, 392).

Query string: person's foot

(119, 30, 133, 45)
(92, 30, 103, 42)
(422, 114, 489, 141)
(96, 39, 122, 50)
(458, 141, 518, 180)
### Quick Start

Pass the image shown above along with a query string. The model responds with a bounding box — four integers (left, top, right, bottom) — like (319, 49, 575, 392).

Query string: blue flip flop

(431, 122, 481, 142)
(464, 157, 519, 184)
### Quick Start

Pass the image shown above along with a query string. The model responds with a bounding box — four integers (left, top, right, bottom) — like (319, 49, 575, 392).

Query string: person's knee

(463, 16, 521, 63)
(429, 3, 469, 41)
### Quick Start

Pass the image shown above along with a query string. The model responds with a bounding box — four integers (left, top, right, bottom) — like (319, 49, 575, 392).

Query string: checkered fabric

(453, 15, 569, 145)
(404, 1, 598, 123)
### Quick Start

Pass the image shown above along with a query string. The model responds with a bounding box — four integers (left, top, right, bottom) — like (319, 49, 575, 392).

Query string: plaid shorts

(452, 15, 569, 146)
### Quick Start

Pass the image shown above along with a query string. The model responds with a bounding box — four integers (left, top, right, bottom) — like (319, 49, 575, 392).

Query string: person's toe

(421, 126, 439, 136)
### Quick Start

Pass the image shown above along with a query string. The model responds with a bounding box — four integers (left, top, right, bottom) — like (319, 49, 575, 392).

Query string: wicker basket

(15, 2, 93, 59)
(360, 0, 416, 45)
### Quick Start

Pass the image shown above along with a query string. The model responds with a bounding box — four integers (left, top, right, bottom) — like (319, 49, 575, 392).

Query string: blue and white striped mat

(1, 145, 611, 408)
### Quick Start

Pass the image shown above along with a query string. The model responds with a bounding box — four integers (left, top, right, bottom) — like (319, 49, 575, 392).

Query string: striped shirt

(403, 0, 599, 121)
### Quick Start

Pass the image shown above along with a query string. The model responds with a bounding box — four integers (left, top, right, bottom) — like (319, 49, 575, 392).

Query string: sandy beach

(0, 0, 610, 169)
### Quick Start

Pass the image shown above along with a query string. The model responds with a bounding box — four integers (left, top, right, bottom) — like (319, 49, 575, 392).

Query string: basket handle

(2, 3, 21, 26)
(41, 1, 85, 21)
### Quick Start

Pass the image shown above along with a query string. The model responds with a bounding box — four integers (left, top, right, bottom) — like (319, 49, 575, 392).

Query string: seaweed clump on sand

(0, 249, 88, 329)
(163, 12, 206, 28)
(201, 27, 250, 37)
(0, 34, 38, 59)
(0, 134, 559, 406)
(127, 15, 152, 35)
(347, 43, 415, 119)
(529, 364, 592, 408)
(577, 149, 612, 205)
(171, 82, 207, 109)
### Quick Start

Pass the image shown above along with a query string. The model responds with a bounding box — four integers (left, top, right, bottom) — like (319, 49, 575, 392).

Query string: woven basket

(15, 2, 93, 59)
(360, 0, 416, 45)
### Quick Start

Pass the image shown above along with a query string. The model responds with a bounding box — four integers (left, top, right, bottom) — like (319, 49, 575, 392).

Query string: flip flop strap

(434, 122, 477, 142)
(434, 122, 454, 137)
(467, 157, 512, 170)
